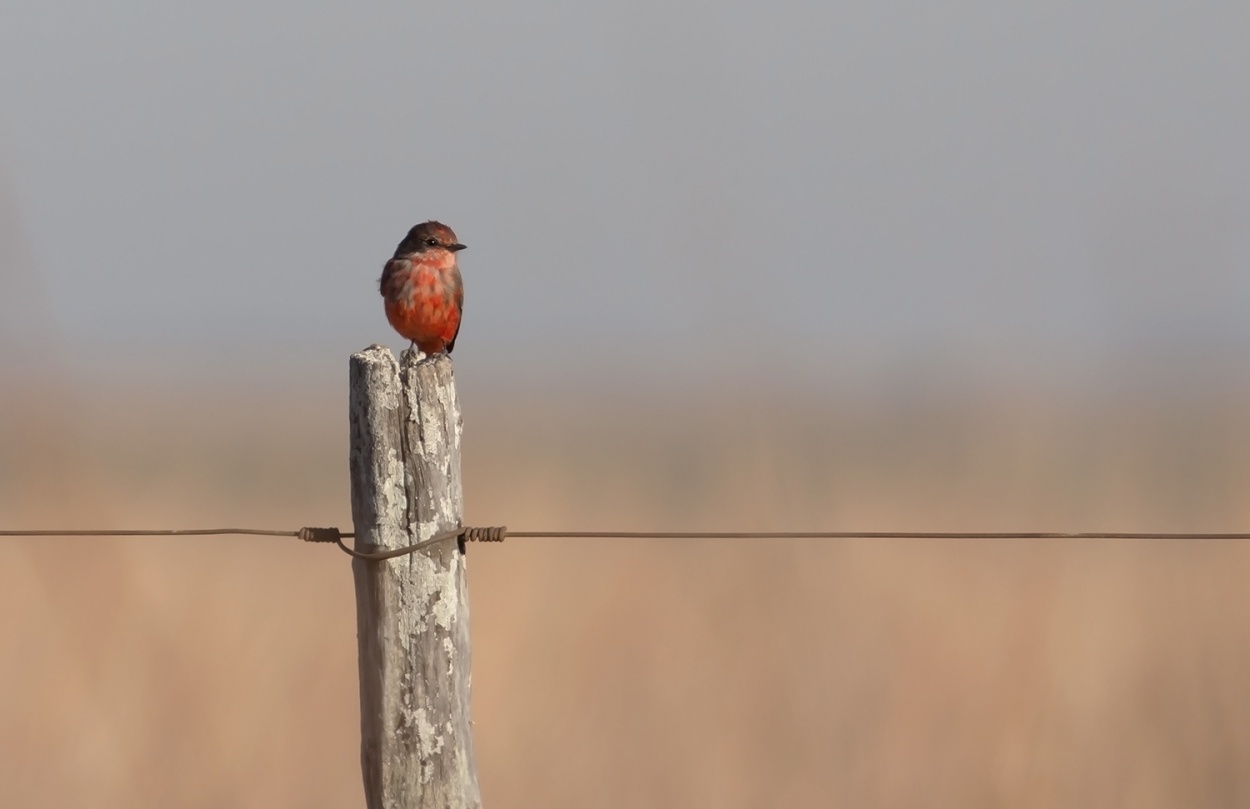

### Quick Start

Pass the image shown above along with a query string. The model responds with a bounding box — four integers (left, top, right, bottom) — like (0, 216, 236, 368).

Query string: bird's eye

(425, 238, 438, 246)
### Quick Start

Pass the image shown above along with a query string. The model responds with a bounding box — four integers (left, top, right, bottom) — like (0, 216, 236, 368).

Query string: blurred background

(3, 2, 1250, 806)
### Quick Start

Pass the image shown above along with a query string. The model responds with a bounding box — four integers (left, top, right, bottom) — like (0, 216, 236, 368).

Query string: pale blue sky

(1, 2, 1248, 389)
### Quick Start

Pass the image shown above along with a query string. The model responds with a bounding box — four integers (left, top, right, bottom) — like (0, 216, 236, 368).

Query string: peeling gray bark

(349, 345, 480, 809)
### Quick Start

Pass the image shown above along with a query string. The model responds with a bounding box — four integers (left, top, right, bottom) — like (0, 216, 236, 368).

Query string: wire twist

(461, 525, 507, 542)
(298, 527, 344, 544)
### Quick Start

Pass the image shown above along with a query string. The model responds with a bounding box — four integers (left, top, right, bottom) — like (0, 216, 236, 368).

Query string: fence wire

(4, 526, 1250, 562)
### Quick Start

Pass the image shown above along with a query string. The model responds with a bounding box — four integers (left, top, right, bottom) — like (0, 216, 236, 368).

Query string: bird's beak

(450, 243, 467, 252)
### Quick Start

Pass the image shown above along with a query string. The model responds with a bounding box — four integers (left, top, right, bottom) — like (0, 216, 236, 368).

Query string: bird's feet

(400, 342, 426, 364)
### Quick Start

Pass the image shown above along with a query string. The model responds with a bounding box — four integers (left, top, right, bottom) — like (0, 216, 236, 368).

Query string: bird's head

(394, 221, 466, 258)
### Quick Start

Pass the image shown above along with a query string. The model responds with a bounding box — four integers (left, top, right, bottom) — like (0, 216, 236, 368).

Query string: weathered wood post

(348, 345, 481, 809)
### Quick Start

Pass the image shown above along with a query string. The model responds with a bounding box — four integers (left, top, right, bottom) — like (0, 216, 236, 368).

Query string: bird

(379, 221, 466, 355)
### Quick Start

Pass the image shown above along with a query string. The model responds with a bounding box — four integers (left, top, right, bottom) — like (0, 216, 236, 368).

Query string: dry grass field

(3, 375, 1250, 807)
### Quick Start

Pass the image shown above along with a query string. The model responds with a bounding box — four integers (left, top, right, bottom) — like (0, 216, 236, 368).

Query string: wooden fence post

(348, 345, 481, 809)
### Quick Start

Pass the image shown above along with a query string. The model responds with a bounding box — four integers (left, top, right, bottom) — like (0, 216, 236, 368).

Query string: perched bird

(379, 221, 466, 355)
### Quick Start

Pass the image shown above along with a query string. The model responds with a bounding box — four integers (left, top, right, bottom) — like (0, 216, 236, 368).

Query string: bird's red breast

(380, 250, 464, 355)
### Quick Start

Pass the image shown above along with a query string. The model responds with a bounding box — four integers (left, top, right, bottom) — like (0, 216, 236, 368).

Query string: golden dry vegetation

(3, 375, 1250, 807)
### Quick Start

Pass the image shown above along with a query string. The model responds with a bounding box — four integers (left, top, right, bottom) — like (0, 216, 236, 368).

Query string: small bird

(379, 221, 466, 355)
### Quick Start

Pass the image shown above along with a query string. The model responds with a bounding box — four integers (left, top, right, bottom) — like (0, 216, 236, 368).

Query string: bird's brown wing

(446, 268, 465, 353)
(379, 257, 406, 299)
